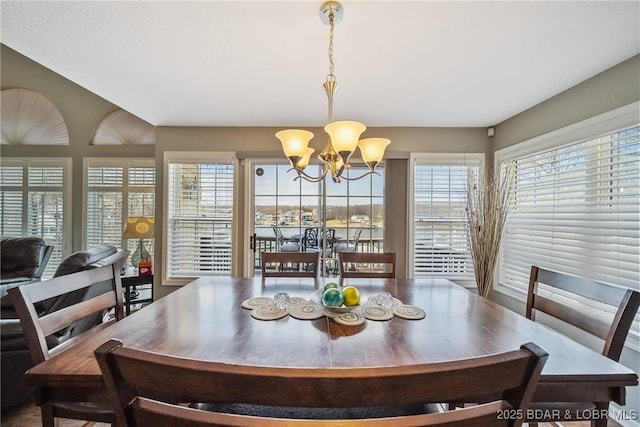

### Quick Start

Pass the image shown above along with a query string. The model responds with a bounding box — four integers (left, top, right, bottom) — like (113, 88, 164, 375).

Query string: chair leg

(40, 403, 57, 427)
(591, 402, 608, 427)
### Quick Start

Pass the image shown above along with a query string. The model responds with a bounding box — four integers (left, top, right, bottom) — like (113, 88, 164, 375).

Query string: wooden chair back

(261, 251, 320, 279)
(8, 264, 123, 425)
(526, 265, 640, 362)
(338, 252, 396, 285)
(96, 339, 547, 427)
(8, 263, 125, 365)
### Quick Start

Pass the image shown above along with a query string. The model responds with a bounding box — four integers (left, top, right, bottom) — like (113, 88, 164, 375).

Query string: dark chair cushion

(53, 244, 118, 277)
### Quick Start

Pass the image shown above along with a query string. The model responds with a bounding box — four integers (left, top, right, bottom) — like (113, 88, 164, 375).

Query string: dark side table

(121, 268, 154, 316)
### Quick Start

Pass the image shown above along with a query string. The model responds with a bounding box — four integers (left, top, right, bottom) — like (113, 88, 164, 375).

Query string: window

(497, 104, 639, 349)
(252, 163, 384, 272)
(165, 153, 235, 282)
(0, 158, 71, 277)
(410, 154, 483, 282)
(85, 159, 156, 266)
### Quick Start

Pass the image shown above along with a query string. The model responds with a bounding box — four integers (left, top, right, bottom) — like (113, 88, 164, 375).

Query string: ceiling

(1, 1, 638, 128)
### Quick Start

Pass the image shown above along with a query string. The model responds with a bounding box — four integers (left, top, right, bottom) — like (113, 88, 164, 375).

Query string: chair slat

(262, 251, 320, 279)
(96, 339, 547, 427)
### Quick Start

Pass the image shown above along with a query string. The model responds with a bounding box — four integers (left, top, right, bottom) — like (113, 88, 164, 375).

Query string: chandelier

(276, 1, 390, 183)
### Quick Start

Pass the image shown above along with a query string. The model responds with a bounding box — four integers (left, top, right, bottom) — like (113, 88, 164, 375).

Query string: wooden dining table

(25, 276, 638, 412)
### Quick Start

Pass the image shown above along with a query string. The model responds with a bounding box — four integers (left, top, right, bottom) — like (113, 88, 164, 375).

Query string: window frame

(83, 158, 156, 265)
(408, 152, 485, 286)
(163, 151, 237, 287)
(0, 157, 72, 277)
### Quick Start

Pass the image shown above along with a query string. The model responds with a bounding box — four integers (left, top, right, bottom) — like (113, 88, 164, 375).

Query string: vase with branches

(466, 163, 514, 298)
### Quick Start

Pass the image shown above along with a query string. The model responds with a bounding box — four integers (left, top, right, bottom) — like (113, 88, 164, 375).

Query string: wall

(0, 44, 155, 253)
(491, 54, 640, 426)
(154, 126, 489, 298)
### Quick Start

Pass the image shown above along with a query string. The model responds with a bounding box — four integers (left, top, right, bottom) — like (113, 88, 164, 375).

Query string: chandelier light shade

(276, 1, 390, 183)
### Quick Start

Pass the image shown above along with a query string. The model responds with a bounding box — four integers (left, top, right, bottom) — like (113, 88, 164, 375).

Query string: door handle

(250, 233, 256, 252)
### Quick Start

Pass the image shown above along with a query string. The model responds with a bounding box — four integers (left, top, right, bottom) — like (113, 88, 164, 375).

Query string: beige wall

(0, 44, 155, 253)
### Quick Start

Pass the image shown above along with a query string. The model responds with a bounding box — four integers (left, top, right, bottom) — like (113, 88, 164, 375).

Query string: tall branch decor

(466, 163, 514, 298)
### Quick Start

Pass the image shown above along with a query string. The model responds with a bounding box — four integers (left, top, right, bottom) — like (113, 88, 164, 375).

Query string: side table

(121, 268, 154, 316)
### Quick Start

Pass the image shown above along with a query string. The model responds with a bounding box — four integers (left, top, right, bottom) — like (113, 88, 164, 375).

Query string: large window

(497, 105, 639, 349)
(254, 164, 384, 251)
(0, 158, 71, 277)
(85, 159, 156, 265)
(411, 154, 483, 282)
(166, 154, 235, 282)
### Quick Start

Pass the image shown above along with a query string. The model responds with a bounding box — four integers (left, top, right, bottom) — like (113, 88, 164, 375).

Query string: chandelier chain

(327, 12, 336, 82)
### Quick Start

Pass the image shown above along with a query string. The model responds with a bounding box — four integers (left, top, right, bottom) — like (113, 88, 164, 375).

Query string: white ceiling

(1, 1, 638, 128)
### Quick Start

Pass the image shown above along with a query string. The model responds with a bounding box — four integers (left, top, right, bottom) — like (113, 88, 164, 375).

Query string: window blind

(167, 162, 234, 277)
(0, 159, 68, 278)
(413, 162, 479, 279)
(85, 161, 156, 263)
(499, 124, 639, 350)
(500, 125, 639, 292)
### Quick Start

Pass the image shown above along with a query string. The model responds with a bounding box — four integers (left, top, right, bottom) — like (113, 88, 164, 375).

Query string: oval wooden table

(25, 277, 637, 413)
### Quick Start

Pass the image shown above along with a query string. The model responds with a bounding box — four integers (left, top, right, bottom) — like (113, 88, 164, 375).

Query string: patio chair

(271, 225, 300, 252)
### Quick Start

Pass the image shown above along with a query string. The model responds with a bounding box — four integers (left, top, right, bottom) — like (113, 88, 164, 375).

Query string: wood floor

(1, 403, 624, 427)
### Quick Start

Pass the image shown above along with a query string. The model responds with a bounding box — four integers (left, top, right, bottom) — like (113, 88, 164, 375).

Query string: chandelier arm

(289, 167, 330, 183)
(339, 170, 381, 181)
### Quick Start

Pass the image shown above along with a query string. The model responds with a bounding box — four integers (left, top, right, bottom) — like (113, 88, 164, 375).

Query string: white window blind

(412, 155, 482, 280)
(0, 159, 69, 277)
(167, 161, 234, 278)
(85, 160, 156, 263)
(500, 125, 639, 293)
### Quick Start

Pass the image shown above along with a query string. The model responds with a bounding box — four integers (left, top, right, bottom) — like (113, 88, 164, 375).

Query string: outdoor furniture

(8, 264, 125, 426)
(525, 265, 640, 427)
(95, 338, 547, 427)
(333, 227, 363, 254)
(271, 225, 300, 252)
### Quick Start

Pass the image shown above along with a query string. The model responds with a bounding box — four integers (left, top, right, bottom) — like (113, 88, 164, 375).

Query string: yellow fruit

(342, 286, 361, 307)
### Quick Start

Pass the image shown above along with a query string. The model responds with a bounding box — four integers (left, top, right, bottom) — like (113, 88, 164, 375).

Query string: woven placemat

(392, 305, 426, 320)
(288, 303, 325, 320)
(251, 304, 288, 321)
(241, 296, 275, 310)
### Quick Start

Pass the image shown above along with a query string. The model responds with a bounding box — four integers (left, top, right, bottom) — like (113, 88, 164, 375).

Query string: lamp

(123, 216, 155, 268)
(276, 1, 390, 184)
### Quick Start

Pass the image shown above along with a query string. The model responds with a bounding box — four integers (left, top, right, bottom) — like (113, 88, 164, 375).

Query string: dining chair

(525, 265, 640, 427)
(95, 338, 547, 427)
(261, 251, 320, 280)
(8, 264, 125, 427)
(338, 251, 396, 286)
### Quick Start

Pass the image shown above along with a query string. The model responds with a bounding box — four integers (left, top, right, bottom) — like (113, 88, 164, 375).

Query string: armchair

(0, 236, 53, 298)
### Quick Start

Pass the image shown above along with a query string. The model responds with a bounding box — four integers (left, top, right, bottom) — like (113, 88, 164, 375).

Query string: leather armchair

(1, 243, 129, 410)
(0, 237, 53, 298)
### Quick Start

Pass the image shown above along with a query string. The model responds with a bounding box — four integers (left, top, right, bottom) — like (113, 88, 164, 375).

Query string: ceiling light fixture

(276, 1, 390, 183)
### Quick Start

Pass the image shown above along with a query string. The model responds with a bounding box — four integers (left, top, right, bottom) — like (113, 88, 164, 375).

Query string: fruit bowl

(310, 288, 367, 313)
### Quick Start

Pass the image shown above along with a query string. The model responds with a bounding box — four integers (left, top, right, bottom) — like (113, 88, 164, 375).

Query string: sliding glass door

(246, 160, 384, 276)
